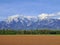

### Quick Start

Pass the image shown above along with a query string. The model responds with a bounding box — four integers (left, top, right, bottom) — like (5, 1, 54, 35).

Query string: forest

(0, 29, 60, 35)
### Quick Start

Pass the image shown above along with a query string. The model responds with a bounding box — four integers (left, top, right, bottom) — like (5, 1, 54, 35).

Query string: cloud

(5, 12, 60, 20)
(38, 12, 60, 20)
(1, 12, 60, 21)
(38, 13, 49, 19)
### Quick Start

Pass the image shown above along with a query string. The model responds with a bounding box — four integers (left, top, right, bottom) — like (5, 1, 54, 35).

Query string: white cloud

(2, 12, 60, 22)
(57, 18, 60, 19)
(57, 12, 60, 15)
(38, 12, 60, 20)
(38, 13, 49, 19)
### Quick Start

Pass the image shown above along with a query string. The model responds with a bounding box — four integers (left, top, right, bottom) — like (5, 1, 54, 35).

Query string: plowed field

(0, 35, 60, 45)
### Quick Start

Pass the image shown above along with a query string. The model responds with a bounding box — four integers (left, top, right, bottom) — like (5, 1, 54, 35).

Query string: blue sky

(0, 0, 60, 20)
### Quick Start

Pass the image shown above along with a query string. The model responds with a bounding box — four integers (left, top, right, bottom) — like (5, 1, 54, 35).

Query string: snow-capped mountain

(0, 14, 60, 30)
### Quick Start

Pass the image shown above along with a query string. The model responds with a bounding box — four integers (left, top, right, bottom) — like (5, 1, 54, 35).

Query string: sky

(0, 0, 60, 20)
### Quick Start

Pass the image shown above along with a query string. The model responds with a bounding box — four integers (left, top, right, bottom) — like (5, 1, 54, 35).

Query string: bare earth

(0, 35, 60, 45)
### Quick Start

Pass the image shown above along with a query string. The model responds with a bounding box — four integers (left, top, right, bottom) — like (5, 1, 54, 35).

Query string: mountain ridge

(0, 14, 60, 30)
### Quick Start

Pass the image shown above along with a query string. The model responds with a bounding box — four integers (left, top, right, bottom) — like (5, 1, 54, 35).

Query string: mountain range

(0, 14, 60, 30)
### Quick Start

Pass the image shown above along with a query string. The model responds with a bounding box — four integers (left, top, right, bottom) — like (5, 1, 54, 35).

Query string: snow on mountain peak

(4, 12, 60, 24)
(5, 15, 37, 24)
(5, 14, 20, 23)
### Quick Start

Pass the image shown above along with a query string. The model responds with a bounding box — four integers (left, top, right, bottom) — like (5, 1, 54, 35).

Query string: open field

(0, 35, 60, 45)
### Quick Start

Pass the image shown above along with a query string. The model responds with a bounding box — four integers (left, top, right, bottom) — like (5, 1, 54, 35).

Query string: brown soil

(0, 35, 60, 45)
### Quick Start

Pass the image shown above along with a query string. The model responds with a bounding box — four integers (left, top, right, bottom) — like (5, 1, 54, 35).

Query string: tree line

(0, 29, 60, 35)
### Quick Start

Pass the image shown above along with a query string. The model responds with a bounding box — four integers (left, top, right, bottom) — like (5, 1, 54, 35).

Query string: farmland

(0, 35, 60, 45)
